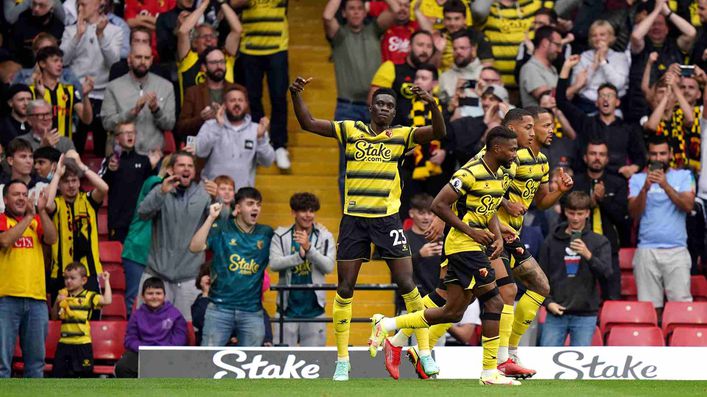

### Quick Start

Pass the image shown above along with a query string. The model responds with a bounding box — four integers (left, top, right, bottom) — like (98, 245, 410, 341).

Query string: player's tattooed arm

(289, 77, 336, 137)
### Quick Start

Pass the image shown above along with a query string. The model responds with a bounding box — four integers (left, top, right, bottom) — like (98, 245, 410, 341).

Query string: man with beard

(519, 26, 562, 107)
(629, 136, 695, 320)
(439, 30, 484, 118)
(176, 47, 237, 138)
(102, 43, 176, 155)
(0, 84, 32, 148)
(194, 85, 274, 190)
(137, 150, 212, 319)
(370, 30, 435, 126)
(571, 141, 629, 301)
(8, 0, 66, 68)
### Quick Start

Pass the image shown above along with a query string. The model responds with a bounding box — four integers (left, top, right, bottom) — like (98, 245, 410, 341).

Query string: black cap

(33, 146, 62, 162)
(6, 84, 32, 100)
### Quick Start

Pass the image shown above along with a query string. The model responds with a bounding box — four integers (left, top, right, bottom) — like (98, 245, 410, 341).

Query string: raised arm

(376, 0, 401, 31)
(643, 86, 671, 132)
(289, 77, 336, 137)
(535, 168, 574, 210)
(322, 0, 342, 40)
(660, 2, 697, 52)
(641, 52, 658, 102)
(220, 2, 243, 56)
(631, 0, 664, 54)
(411, 86, 446, 144)
(413, 0, 433, 32)
(189, 203, 221, 253)
(177, 0, 209, 61)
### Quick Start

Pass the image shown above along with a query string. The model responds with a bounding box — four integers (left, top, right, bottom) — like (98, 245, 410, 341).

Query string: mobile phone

(571, 230, 582, 241)
(112, 143, 122, 161)
(187, 136, 196, 149)
(648, 160, 663, 172)
(461, 80, 477, 89)
(680, 65, 695, 77)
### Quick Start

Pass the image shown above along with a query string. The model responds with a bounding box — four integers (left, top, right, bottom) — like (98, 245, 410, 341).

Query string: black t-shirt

(447, 115, 485, 167)
(395, 229, 441, 311)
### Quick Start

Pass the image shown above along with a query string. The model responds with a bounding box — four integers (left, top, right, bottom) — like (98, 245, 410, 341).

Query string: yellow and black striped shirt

(444, 158, 513, 255)
(30, 83, 78, 139)
(58, 288, 102, 345)
(482, 0, 554, 88)
(239, 0, 289, 56)
(334, 120, 417, 217)
(498, 147, 549, 233)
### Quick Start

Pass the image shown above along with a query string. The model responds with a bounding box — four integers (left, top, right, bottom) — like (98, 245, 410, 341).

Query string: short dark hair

(598, 83, 618, 95)
(525, 106, 553, 120)
(199, 46, 224, 66)
(443, 0, 467, 15)
(2, 179, 27, 197)
(586, 139, 608, 154)
(486, 126, 517, 149)
(35, 46, 63, 64)
(409, 193, 433, 211)
(142, 277, 166, 295)
(372, 87, 397, 104)
(410, 30, 432, 46)
(33, 146, 61, 163)
(565, 191, 592, 211)
(64, 262, 88, 277)
(535, 7, 558, 24)
(224, 84, 249, 100)
(195, 261, 211, 290)
(450, 30, 475, 46)
(533, 25, 559, 48)
(168, 150, 195, 168)
(290, 192, 320, 212)
(502, 108, 532, 127)
(7, 138, 33, 158)
(416, 63, 438, 80)
(129, 27, 151, 43)
(647, 135, 670, 148)
(235, 187, 262, 204)
(61, 158, 82, 180)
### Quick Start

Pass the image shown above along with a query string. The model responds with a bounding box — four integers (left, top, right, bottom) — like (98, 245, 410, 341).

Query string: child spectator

(99, 121, 159, 242)
(51, 263, 112, 378)
(33, 146, 61, 180)
(191, 261, 211, 346)
(114, 277, 188, 378)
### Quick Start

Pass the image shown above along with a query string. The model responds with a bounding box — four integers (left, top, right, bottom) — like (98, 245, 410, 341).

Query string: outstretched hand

(411, 85, 435, 104)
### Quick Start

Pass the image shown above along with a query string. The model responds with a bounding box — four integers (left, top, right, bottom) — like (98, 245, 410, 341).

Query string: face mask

(46, 171, 54, 181)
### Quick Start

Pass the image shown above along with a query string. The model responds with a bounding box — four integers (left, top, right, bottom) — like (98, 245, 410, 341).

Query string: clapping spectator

(109, 28, 171, 82)
(155, 0, 195, 65)
(12, 33, 83, 92)
(18, 99, 76, 153)
(8, 0, 65, 68)
(0, 139, 50, 213)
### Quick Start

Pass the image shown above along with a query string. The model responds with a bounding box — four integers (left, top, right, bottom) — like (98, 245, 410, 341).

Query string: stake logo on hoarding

(553, 350, 658, 380)
(212, 350, 320, 379)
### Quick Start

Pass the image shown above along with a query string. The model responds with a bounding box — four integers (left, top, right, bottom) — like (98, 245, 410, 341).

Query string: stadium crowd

(0, 0, 706, 380)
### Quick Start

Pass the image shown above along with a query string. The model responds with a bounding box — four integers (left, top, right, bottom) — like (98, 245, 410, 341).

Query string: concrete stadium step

(289, 147, 339, 163)
(259, 215, 340, 234)
(289, 132, 338, 147)
(257, 162, 338, 176)
(258, 185, 339, 203)
(256, 175, 335, 189)
(261, 201, 342, 219)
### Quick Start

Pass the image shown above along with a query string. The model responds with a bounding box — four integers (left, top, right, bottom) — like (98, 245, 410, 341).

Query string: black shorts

(337, 214, 411, 261)
(53, 342, 94, 378)
(443, 251, 496, 290)
(501, 237, 533, 270)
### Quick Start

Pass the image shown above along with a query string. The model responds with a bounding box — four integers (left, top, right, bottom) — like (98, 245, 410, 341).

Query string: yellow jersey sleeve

(449, 168, 475, 196)
(90, 291, 103, 309)
(332, 120, 352, 145)
(405, 126, 418, 150)
(371, 61, 396, 88)
(178, 50, 199, 73)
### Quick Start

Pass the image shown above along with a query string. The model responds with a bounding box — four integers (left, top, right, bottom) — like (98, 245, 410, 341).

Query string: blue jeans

(122, 258, 145, 318)
(540, 313, 597, 347)
(335, 100, 370, 208)
(201, 303, 265, 347)
(0, 297, 49, 378)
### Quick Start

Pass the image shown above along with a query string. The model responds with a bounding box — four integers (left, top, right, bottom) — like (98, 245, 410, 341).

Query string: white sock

(419, 349, 431, 357)
(498, 346, 509, 363)
(382, 317, 397, 332)
(388, 331, 408, 347)
(481, 369, 497, 378)
(509, 347, 518, 358)
(337, 356, 349, 362)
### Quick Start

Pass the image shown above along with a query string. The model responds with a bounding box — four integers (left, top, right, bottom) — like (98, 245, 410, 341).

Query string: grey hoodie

(269, 223, 336, 313)
(138, 182, 211, 282)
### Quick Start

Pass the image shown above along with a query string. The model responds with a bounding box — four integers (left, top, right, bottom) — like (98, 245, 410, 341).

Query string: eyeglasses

(199, 34, 216, 40)
(598, 93, 617, 99)
(206, 59, 226, 66)
(29, 112, 52, 119)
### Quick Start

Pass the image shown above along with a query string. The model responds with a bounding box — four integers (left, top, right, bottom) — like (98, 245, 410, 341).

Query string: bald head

(129, 44, 153, 78)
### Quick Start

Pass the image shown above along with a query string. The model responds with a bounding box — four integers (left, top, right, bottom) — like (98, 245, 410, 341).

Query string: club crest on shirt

(257, 240, 264, 250)
(229, 239, 237, 246)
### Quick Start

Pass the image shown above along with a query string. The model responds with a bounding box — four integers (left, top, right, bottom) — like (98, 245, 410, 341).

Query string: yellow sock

(498, 304, 514, 359)
(400, 293, 438, 339)
(509, 290, 544, 347)
(402, 288, 430, 352)
(481, 335, 500, 370)
(332, 294, 353, 359)
(428, 322, 452, 346)
(394, 310, 429, 329)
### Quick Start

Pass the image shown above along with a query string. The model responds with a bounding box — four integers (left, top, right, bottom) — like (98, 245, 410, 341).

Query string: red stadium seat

(619, 248, 635, 273)
(669, 327, 707, 346)
(91, 321, 127, 375)
(100, 267, 126, 293)
(599, 301, 657, 336)
(621, 274, 638, 301)
(606, 326, 664, 346)
(99, 241, 123, 267)
(85, 131, 95, 153)
(187, 322, 197, 346)
(562, 326, 603, 346)
(402, 218, 413, 231)
(12, 321, 62, 374)
(98, 211, 109, 240)
(163, 131, 177, 154)
(691, 275, 707, 301)
(661, 301, 707, 336)
(537, 306, 547, 324)
(102, 294, 127, 321)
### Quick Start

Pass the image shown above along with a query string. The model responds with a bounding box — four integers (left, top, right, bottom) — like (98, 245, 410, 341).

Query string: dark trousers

(236, 51, 289, 149)
(114, 350, 138, 378)
(75, 98, 106, 157)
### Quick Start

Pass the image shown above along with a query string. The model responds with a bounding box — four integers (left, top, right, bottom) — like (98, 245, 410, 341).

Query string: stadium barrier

(138, 346, 707, 380)
(269, 283, 398, 346)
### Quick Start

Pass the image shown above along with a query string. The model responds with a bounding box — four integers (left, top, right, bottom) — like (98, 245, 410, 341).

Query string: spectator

(447, 301, 481, 346)
(18, 99, 76, 154)
(557, 55, 646, 179)
(569, 20, 629, 114)
(60, 0, 123, 156)
(120, 156, 171, 318)
(3, 0, 64, 25)
(12, 33, 83, 92)
(176, 47, 236, 138)
(176, 0, 241, 105)
(0, 180, 56, 378)
(137, 151, 210, 320)
(109, 27, 171, 82)
(538, 92, 576, 170)
(32, 146, 61, 180)
(46, 151, 108, 300)
(8, 0, 65, 68)
(572, 141, 629, 301)
(519, 26, 562, 107)
(50, 263, 111, 378)
(0, 84, 32, 148)
(412, 0, 472, 31)
(692, 0, 707, 71)
(189, 188, 274, 347)
(438, 30, 483, 117)
(233, 0, 291, 171)
(102, 43, 176, 156)
(370, 30, 435, 126)
(99, 122, 160, 242)
(123, 0, 175, 61)
(0, 138, 50, 213)
(98, 0, 130, 60)
(376, 0, 417, 65)
(539, 191, 612, 346)
(155, 0, 195, 65)
(191, 261, 210, 346)
(114, 277, 188, 378)
(29, 46, 94, 140)
(270, 192, 335, 346)
(195, 85, 274, 190)
(629, 136, 695, 319)
(512, 7, 559, 85)
(627, 0, 696, 122)
(208, 175, 236, 219)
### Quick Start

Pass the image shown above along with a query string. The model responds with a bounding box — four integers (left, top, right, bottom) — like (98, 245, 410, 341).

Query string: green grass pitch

(2, 379, 707, 397)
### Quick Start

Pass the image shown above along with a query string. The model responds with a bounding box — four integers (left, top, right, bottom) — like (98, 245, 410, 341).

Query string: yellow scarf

(50, 193, 102, 278)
